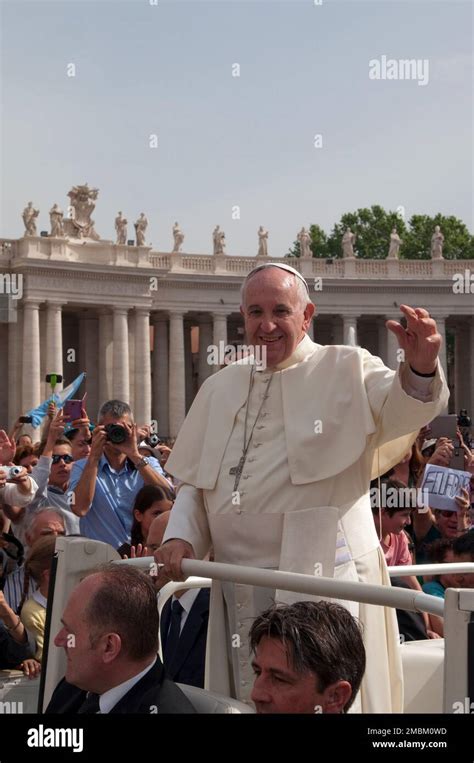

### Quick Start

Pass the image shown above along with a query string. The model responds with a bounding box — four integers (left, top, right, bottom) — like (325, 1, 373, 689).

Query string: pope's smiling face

(240, 268, 314, 368)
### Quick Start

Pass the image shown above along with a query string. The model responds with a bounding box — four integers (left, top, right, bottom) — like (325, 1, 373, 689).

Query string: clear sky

(1, 0, 472, 255)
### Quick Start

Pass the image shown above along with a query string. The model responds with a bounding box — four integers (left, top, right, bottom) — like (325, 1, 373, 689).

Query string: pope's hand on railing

(154, 538, 196, 581)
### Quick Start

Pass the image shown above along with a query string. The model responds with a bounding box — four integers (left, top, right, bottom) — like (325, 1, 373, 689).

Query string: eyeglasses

(52, 454, 74, 465)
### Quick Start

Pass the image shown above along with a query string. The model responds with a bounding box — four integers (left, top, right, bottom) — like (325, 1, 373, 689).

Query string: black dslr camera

(104, 423, 128, 444)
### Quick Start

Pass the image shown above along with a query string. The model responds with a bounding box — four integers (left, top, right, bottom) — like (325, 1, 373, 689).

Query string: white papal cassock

(163, 334, 449, 712)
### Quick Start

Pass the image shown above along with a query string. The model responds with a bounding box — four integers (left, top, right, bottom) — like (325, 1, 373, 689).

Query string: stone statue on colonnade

(297, 226, 312, 258)
(172, 222, 185, 252)
(63, 184, 100, 240)
(115, 212, 128, 245)
(135, 213, 148, 246)
(387, 227, 402, 259)
(22, 201, 39, 236)
(257, 226, 268, 257)
(342, 227, 356, 258)
(49, 204, 65, 237)
(212, 225, 226, 255)
(430, 225, 444, 259)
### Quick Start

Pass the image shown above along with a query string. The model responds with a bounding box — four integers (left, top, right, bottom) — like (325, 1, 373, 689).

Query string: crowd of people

(0, 263, 473, 714)
(0, 395, 472, 713)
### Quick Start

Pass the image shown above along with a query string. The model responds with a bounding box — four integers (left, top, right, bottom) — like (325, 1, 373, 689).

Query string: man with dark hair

(249, 601, 365, 714)
(46, 565, 194, 714)
(69, 399, 171, 547)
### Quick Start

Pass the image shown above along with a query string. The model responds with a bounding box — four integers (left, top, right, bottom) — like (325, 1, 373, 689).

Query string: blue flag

(25, 372, 86, 428)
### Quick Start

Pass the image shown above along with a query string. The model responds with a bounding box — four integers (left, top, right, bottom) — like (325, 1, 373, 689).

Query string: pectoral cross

(229, 456, 245, 477)
(229, 455, 246, 491)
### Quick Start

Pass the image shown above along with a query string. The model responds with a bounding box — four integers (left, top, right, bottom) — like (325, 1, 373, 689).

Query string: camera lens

(105, 424, 127, 444)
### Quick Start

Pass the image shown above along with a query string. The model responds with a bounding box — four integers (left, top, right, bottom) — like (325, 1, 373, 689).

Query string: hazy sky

(1, 0, 472, 255)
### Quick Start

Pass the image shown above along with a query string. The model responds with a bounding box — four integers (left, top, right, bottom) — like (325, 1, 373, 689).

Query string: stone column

(134, 308, 152, 423)
(342, 315, 358, 347)
(184, 321, 194, 413)
(198, 314, 213, 387)
(128, 311, 136, 413)
(152, 314, 169, 437)
(45, 301, 63, 392)
(112, 307, 130, 403)
(98, 309, 113, 406)
(212, 312, 228, 372)
(39, 308, 48, 401)
(8, 306, 22, 423)
(79, 311, 99, 420)
(22, 300, 41, 412)
(169, 311, 186, 437)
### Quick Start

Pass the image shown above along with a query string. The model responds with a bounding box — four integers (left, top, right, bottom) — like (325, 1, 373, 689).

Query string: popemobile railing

(38, 538, 474, 713)
(114, 557, 474, 715)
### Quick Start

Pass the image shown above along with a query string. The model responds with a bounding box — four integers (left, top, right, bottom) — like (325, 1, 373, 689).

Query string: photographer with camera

(68, 400, 171, 547)
(0, 430, 38, 509)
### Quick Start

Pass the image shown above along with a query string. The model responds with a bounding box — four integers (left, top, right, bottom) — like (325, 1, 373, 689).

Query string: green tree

(327, 206, 407, 259)
(402, 214, 474, 259)
(286, 208, 474, 259)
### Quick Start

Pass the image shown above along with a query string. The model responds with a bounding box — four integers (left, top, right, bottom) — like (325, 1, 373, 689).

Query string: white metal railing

(388, 563, 474, 577)
(114, 557, 444, 616)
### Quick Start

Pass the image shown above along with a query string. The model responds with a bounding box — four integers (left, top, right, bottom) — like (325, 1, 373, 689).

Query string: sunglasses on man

(51, 454, 74, 465)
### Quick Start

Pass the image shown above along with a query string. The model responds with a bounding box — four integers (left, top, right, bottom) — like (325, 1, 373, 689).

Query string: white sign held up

(420, 463, 471, 512)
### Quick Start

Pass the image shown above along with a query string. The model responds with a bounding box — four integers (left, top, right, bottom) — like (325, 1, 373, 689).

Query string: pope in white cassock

(155, 263, 449, 712)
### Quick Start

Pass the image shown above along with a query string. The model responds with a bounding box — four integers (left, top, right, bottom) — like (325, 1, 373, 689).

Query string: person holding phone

(64, 404, 93, 462)
(25, 410, 80, 535)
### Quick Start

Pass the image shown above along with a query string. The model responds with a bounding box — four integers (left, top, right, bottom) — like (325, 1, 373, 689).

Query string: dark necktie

(163, 599, 183, 667)
(78, 692, 101, 714)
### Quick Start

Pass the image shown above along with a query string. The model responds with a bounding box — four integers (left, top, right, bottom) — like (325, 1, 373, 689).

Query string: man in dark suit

(46, 565, 194, 714)
(160, 587, 210, 689)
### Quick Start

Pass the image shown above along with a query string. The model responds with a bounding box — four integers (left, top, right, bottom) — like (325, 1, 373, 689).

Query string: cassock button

(241, 680, 247, 687)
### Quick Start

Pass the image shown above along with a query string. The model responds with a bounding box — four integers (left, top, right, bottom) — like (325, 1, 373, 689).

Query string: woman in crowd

(118, 484, 174, 558)
(13, 444, 39, 474)
(18, 535, 56, 661)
